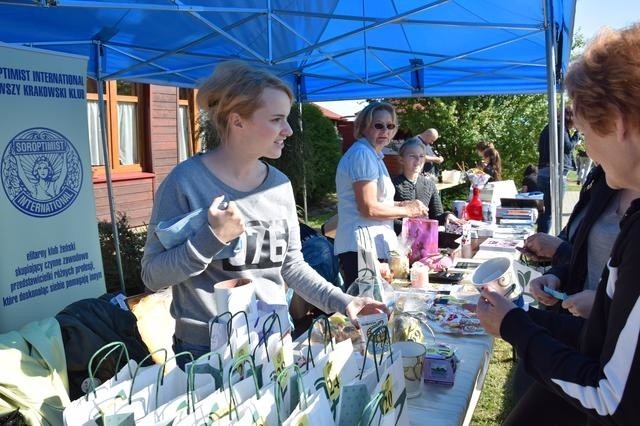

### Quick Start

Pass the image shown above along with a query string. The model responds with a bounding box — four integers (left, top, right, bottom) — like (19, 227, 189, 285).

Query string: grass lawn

(471, 338, 517, 425)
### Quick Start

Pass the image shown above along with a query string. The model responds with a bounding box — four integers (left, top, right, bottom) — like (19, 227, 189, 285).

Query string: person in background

(477, 24, 640, 424)
(141, 61, 386, 368)
(575, 143, 593, 185)
(520, 164, 539, 193)
(391, 138, 465, 234)
(409, 128, 443, 176)
(481, 146, 502, 181)
(536, 106, 581, 233)
(475, 140, 494, 162)
(334, 102, 428, 289)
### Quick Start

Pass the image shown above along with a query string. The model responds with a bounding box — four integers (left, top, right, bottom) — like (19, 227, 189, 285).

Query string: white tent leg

(544, 0, 561, 235)
(95, 41, 126, 294)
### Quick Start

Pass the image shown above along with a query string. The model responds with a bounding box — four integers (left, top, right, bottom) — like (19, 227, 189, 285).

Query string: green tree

(267, 103, 342, 204)
(390, 95, 548, 182)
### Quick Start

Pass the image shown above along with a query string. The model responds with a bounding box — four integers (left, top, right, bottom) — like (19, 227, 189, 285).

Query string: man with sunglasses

(410, 128, 443, 176)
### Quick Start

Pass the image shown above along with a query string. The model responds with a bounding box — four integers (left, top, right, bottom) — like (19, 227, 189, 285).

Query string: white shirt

(334, 139, 397, 258)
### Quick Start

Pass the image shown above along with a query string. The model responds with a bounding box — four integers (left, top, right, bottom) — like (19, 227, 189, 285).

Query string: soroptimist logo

(1, 127, 82, 217)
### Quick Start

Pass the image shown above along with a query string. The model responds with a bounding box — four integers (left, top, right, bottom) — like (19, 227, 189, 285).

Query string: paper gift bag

(252, 312, 294, 386)
(401, 218, 439, 263)
(351, 227, 387, 302)
(283, 390, 335, 426)
(364, 353, 408, 426)
(336, 325, 393, 426)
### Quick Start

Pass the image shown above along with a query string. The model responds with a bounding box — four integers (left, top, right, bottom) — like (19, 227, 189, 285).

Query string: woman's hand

(207, 195, 245, 244)
(345, 297, 390, 329)
(405, 199, 429, 217)
(447, 213, 466, 225)
(562, 290, 596, 318)
(523, 233, 563, 260)
(529, 274, 562, 306)
(476, 287, 517, 337)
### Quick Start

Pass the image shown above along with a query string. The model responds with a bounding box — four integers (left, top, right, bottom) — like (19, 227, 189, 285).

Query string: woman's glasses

(373, 122, 397, 130)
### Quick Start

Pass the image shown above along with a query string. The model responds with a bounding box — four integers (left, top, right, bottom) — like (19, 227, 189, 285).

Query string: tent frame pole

(95, 41, 126, 295)
(296, 75, 308, 223)
(543, 0, 561, 235)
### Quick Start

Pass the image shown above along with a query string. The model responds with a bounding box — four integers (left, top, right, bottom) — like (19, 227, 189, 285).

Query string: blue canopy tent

(0, 0, 577, 291)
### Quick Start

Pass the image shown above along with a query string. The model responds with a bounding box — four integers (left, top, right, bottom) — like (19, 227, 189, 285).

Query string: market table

(408, 330, 493, 426)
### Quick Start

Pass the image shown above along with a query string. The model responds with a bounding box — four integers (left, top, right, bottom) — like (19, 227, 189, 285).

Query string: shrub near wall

(98, 213, 147, 296)
(268, 103, 343, 204)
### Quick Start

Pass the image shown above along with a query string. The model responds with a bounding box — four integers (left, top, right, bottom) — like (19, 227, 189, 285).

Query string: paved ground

(561, 189, 580, 229)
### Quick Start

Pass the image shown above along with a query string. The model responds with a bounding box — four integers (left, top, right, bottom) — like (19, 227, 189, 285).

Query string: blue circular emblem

(1, 127, 83, 218)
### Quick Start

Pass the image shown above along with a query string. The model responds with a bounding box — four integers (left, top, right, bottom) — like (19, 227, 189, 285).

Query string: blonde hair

(399, 138, 426, 156)
(196, 61, 294, 141)
(566, 24, 640, 136)
(353, 102, 397, 139)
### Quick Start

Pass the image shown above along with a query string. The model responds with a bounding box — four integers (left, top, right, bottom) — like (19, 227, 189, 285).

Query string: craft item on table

(358, 312, 390, 354)
(427, 305, 484, 335)
(310, 313, 360, 347)
(388, 250, 410, 280)
(390, 312, 426, 344)
(401, 217, 439, 263)
(423, 343, 459, 386)
(448, 258, 483, 273)
(471, 257, 524, 307)
(428, 271, 464, 284)
(543, 286, 568, 301)
(409, 262, 430, 288)
(392, 340, 427, 398)
(478, 237, 522, 253)
(154, 208, 242, 257)
(415, 252, 453, 272)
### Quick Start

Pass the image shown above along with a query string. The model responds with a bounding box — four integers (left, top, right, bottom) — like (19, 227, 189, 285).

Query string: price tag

(323, 360, 341, 402)
(381, 374, 393, 415)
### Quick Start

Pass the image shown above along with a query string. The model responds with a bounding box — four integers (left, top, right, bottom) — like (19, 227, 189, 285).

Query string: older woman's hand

(562, 290, 596, 318)
(476, 287, 517, 337)
(405, 199, 429, 217)
(523, 232, 563, 260)
(529, 274, 562, 306)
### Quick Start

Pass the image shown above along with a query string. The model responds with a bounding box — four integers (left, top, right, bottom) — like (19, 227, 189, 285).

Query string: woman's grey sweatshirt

(141, 154, 352, 346)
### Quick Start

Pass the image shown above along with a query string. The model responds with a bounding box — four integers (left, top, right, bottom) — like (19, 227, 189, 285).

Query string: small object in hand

(218, 199, 229, 210)
(543, 286, 568, 301)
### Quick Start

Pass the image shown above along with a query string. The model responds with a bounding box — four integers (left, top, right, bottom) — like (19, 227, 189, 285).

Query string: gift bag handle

(305, 315, 334, 369)
(274, 364, 307, 424)
(127, 350, 190, 406)
(216, 310, 254, 358)
(251, 311, 284, 361)
(223, 354, 261, 421)
(359, 391, 384, 426)
(359, 325, 393, 381)
(185, 351, 225, 414)
(86, 341, 132, 400)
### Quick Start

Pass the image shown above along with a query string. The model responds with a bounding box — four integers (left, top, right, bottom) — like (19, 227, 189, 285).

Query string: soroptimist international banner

(0, 44, 105, 332)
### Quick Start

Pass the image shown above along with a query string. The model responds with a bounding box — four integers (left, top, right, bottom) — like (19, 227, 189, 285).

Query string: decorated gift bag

(252, 311, 294, 387)
(172, 354, 261, 426)
(63, 343, 166, 426)
(281, 365, 335, 426)
(336, 325, 394, 426)
(136, 352, 225, 425)
(360, 349, 408, 426)
(401, 218, 439, 263)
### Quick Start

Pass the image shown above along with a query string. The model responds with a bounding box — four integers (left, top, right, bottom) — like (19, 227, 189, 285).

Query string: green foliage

(390, 95, 548, 182)
(267, 103, 342, 204)
(97, 213, 147, 296)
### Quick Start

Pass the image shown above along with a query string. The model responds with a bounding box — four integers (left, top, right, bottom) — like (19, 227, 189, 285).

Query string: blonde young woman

(391, 138, 464, 234)
(334, 102, 428, 288)
(141, 61, 386, 367)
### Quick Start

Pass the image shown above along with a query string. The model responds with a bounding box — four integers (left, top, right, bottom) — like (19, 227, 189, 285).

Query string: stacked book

(495, 207, 537, 226)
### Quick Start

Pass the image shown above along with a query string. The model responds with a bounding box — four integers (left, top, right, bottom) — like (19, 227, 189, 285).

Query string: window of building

(86, 79, 146, 173)
(178, 87, 197, 162)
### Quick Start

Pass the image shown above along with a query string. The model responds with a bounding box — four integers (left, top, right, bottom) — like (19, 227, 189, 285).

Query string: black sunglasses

(373, 122, 397, 130)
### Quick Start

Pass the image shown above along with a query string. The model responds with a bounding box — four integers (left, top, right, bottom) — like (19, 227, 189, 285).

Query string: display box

(423, 343, 458, 386)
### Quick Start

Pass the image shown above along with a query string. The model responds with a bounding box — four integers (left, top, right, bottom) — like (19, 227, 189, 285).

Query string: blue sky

(317, 0, 640, 118)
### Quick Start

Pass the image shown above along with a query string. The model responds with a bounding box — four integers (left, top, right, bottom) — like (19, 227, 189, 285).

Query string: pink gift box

(401, 218, 439, 263)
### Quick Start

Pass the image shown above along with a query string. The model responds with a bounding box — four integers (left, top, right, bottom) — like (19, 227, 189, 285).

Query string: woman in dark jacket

(391, 138, 464, 234)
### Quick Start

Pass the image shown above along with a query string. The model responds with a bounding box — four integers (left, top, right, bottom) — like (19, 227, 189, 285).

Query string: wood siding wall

(93, 85, 180, 228)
